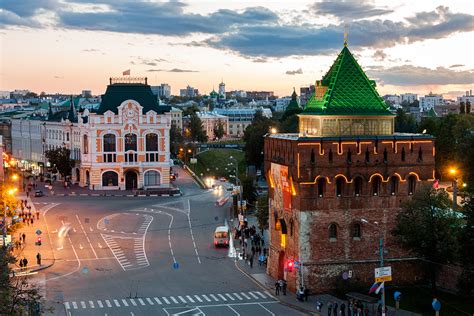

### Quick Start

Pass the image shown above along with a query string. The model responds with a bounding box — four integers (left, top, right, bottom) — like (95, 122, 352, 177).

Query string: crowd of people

(234, 224, 268, 269)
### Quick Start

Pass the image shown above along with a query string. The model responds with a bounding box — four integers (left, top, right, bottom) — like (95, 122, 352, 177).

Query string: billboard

(270, 163, 292, 212)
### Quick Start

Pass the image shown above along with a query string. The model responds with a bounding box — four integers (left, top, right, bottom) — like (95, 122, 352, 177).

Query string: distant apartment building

(226, 90, 247, 99)
(215, 107, 272, 137)
(180, 85, 199, 98)
(400, 93, 418, 104)
(151, 84, 171, 99)
(457, 90, 474, 104)
(0, 119, 12, 154)
(246, 91, 274, 100)
(274, 97, 292, 112)
(0, 91, 10, 99)
(419, 92, 444, 112)
(383, 94, 401, 105)
(81, 90, 92, 98)
(170, 107, 183, 130)
(300, 85, 315, 107)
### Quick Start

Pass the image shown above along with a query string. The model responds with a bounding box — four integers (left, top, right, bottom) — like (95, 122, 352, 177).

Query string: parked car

(34, 190, 44, 197)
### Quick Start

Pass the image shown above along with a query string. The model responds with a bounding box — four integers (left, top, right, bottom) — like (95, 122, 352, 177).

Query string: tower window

(418, 147, 423, 162)
(408, 175, 417, 195)
(390, 176, 399, 195)
(328, 149, 333, 163)
(310, 149, 315, 164)
(329, 223, 337, 240)
(317, 178, 326, 197)
(401, 147, 406, 162)
(354, 177, 363, 196)
(383, 148, 388, 163)
(352, 223, 361, 239)
(347, 149, 352, 164)
(336, 177, 344, 197)
(372, 176, 381, 196)
(365, 147, 370, 163)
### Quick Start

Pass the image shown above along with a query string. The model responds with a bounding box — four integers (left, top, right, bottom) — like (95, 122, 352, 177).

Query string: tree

(213, 120, 225, 140)
(183, 105, 200, 117)
(393, 185, 461, 295)
(395, 108, 417, 133)
(255, 194, 269, 232)
(170, 124, 184, 157)
(242, 176, 257, 205)
(45, 147, 74, 178)
(458, 195, 474, 297)
(188, 112, 208, 143)
(243, 110, 275, 168)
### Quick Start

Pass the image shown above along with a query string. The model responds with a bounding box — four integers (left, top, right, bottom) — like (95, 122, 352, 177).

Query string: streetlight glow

(11, 174, 18, 180)
(270, 127, 277, 134)
(449, 168, 457, 175)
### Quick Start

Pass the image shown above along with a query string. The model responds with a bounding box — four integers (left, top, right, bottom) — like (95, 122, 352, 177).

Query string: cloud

(367, 65, 474, 86)
(285, 68, 303, 75)
(1, 0, 58, 17)
(146, 68, 199, 73)
(449, 64, 464, 68)
(82, 48, 99, 52)
(373, 49, 387, 61)
(310, 0, 393, 20)
(53, 75, 64, 79)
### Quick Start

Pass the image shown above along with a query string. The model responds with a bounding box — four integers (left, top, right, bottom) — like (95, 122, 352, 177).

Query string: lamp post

(361, 218, 386, 316)
(449, 168, 458, 211)
(229, 156, 242, 208)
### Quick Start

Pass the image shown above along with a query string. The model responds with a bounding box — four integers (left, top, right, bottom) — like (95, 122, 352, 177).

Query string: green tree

(170, 124, 184, 157)
(393, 185, 461, 295)
(45, 147, 73, 177)
(243, 110, 275, 168)
(458, 195, 474, 297)
(189, 112, 208, 143)
(213, 120, 225, 140)
(255, 194, 269, 232)
(395, 108, 417, 132)
(242, 176, 256, 205)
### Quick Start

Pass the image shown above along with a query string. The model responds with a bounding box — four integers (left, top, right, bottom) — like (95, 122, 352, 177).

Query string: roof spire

(344, 23, 348, 47)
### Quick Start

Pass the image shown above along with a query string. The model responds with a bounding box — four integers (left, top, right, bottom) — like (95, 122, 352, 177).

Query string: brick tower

(264, 43, 435, 293)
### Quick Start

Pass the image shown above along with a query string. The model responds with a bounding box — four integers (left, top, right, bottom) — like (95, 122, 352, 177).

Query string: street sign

(172, 262, 180, 270)
(190, 158, 197, 164)
(36, 229, 42, 235)
(375, 266, 392, 282)
(294, 261, 300, 269)
(0, 235, 11, 246)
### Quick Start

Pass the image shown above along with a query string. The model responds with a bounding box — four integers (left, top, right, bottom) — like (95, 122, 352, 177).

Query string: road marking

(185, 295, 195, 303)
(187, 199, 201, 264)
(170, 296, 179, 304)
(162, 297, 170, 304)
(225, 293, 236, 301)
(76, 215, 98, 259)
(264, 290, 274, 298)
(72, 302, 78, 309)
(254, 291, 267, 298)
(129, 298, 137, 306)
(80, 301, 86, 309)
(64, 302, 70, 310)
(79, 244, 84, 250)
(113, 299, 120, 307)
(210, 294, 219, 301)
(248, 292, 259, 299)
(89, 300, 95, 308)
(97, 300, 104, 308)
(202, 294, 211, 302)
(89, 227, 93, 232)
(138, 298, 146, 306)
(227, 305, 241, 316)
(217, 294, 227, 301)
(121, 299, 129, 307)
(105, 300, 112, 307)
(146, 298, 154, 305)
(194, 295, 203, 302)
(240, 292, 251, 299)
(233, 293, 243, 300)
(258, 303, 275, 316)
(154, 297, 162, 305)
(178, 296, 187, 303)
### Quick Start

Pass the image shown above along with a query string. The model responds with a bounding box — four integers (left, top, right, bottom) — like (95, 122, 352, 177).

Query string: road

(29, 167, 305, 316)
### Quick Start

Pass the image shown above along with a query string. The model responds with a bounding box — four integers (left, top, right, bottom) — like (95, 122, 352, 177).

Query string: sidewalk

(9, 194, 55, 276)
(233, 215, 420, 316)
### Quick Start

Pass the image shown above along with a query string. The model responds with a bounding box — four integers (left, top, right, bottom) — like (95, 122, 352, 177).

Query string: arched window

(103, 134, 116, 152)
(144, 170, 161, 187)
(317, 178, 326, 197)
(354, 177, 363, 196)
(124, 133, 137, 151)
(329, 223, 337, 239)
(102, 171, 118, 187)
(83, 134, 88, 154)
(146, 133, 159, 151)
(372, 176, 381, 196)
(352, 223, 361, 239)
(401, 147, 406, 162)
(336, 177, 344, 197)
(390, 176, 399, 195)
(408, 175, 417, 195)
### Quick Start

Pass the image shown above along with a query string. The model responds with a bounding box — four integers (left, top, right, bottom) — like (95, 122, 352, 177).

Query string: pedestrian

(249, 254, 254, 268)
(304, 288, 309, 301)
(340, 303, 346, 316)
(333, 302, 338, 316)
(23, 258, 28, 269)
(279, 279, 287, 295)
(26, 219, 30, 226)
(26, 191, 29, 198)
(275, 281, 280, 296)
(31, 218, 34, 225)
(327, 302, 333, 316)
(19, 258, 24, 271)
(36, 210, 40, 220)
(36, 253, 41, 265)
(22, 233, 26, 242)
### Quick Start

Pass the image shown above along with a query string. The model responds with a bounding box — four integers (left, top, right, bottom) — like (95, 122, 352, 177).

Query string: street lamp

(449, 168, 458, 211)
(270, 127, 278, 134)
(361, 218, 386, 316)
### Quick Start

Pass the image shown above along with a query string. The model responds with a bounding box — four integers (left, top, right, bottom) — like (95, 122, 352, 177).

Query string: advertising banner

(271, 163, 292, 212)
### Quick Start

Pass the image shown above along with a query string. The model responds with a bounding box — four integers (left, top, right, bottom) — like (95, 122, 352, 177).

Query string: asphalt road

(28, 168, 305, 316)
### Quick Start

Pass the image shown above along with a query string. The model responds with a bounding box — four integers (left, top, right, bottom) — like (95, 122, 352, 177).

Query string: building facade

(192, 112, 229, 140)
(78, 78, 172, 190)
(264, 44, 435, 293)
(170, 107, 183, 130)
(215, 107, 272, 137)
(400, 93, 417, 104)
(151, 84, 171, 99)
(419, 92, 444, 112)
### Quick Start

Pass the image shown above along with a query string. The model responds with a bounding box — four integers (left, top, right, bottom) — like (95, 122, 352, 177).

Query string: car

(213, 226, 230, 248)
(34, 190, 44, 197)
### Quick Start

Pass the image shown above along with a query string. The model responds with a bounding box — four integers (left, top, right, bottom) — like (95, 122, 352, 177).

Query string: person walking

(333, 302, 338, 316)
(340, 303, 346, 316)
(22, 258, 28, 270)
(327, 302, 333, 316)
(249, 254, 254, 268)
(31, 218, 34, 225)
(36, 210, 40, 220)
(19, 258, 24, 271)
(36, 253, 41, 265)
(275, 281, 280, 296)
(280, 279, 287, 296)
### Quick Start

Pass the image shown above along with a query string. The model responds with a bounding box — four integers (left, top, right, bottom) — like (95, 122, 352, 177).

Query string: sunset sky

(1, 0, 473, 99)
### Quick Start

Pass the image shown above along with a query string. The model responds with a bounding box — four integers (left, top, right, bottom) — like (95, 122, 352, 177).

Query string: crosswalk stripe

(202, 294, 212, 302)
(89, 301, 95, 308)
(178, 296, 187, 303)
(105, 300, 112, 307)
(240, 292, 251, 299)
(113, 299, 120, 307)
(170, 296, 179, 304)
(72, 302, 78, 309)
(138, 298, 146, 306)
(194, 295, 203, 302)
(130, 298, 137, 306)
(121, 299, 129, 306)
(225, 293, 235, 301)
(154, 297, 162, 305)
(97, 300, 104, 308)
(233, 293, 243, 300)
(248, 292, 259, 299)
(209, 294, 219, 301)
(254, 291, 267, 298)
(80, 301, 86, 309)
(185, 295, 195, 303)
(146, 298, 154, 305)
(217, 294, 227, 301)
(64, 302, 70, 310)
(162, 297, 171, 304)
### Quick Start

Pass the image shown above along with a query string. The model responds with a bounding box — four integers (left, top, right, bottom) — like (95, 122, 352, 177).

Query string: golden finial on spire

(344, 23, 348, 47)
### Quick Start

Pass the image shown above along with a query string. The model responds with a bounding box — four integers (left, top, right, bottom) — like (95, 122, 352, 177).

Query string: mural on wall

(271, 163, 292, 212)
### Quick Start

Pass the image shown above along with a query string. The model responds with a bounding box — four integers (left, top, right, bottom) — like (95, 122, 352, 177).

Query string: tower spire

(344, 23, 348, 47)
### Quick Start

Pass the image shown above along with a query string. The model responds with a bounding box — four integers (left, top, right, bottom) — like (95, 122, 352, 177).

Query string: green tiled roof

(97, 83, 171, 115)
(304, 46, 391, 116)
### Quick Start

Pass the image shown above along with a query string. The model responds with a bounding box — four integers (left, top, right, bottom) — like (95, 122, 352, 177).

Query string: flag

(433, 179, 439, 189)
(375, 282, 385, 294)
(368, 282, 380, 294)
(123, 69, 130, 76)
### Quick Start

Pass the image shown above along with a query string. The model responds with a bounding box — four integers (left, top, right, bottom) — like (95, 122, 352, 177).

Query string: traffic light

(36, 236, 42, 246)
(286, 260, 294, 272)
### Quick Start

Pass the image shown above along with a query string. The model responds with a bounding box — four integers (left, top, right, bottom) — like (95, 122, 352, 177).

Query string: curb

(234, 261, 318, 316)
(49, 191, 182, 197)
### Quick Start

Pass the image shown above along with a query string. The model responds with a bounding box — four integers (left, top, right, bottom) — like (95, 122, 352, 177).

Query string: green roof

(97, 83, 171, 115)
(304, 46, 391, 116)
(286, 89, 301, 112)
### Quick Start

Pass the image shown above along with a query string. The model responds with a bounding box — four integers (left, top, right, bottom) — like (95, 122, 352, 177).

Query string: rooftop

(267, 132, 434, 141)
